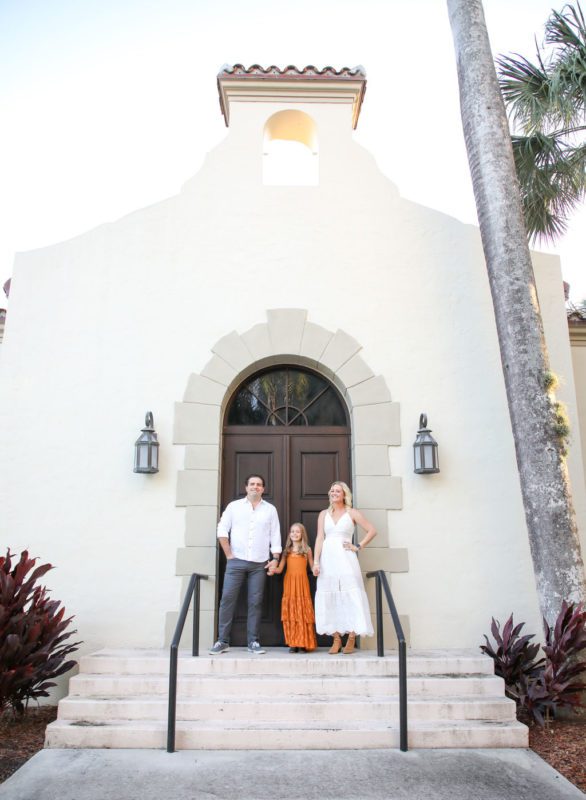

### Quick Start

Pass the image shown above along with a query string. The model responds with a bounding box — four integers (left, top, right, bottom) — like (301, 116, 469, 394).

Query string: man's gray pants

(218, 558, 267, 645)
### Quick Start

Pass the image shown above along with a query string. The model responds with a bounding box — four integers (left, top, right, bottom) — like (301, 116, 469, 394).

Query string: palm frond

(498, 3, 586, 241)
(512, 134, 586, 241)
(545, 4, 586, 50)
(548, 5, 586, 127)
(497, 54, 552, 131)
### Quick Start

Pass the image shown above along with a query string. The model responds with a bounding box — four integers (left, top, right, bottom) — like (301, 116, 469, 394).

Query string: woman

(313, 481, 376, 654)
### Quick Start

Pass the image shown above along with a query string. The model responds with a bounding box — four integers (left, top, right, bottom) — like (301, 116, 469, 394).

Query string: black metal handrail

(366, 569, 408, 752)
(167, 572, 209, 753)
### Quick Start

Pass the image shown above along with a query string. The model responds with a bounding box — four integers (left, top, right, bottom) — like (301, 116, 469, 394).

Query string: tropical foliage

(497, 2, 586, 241)
(480, 614, 545, 692)
(481, 603, 586, 724)
(0, 549, 80, 715)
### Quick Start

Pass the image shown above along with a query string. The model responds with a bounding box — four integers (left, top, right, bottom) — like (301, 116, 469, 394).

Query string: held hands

(266, 558, 279, 576)
(312, 564, 320, 577)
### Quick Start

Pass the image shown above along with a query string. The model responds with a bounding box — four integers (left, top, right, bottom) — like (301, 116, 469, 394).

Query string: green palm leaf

(498, 2, 586, 241)
(512, 134, 586, 240)
(497, 53, 552, 131)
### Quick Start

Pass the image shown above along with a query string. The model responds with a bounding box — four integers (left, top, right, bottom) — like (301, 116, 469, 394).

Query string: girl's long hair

(328, 481, 353, 512)
(284, 522, 310, 555)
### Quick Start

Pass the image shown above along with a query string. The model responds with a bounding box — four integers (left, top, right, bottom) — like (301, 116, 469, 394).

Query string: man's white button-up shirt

(217, 497, 281, 563)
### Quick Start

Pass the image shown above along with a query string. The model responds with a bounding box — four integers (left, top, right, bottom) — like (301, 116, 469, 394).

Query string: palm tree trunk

(447, 0, 586, 626)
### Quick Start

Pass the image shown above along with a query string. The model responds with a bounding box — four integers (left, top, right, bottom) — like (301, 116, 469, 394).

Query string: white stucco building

(2, 65, 585, 689)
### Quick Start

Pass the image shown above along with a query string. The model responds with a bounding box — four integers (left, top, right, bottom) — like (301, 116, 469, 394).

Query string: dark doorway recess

(219, 367, 351, 646)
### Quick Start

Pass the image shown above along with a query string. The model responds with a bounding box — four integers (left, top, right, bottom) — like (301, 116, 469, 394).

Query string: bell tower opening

(263, 110, 318, 186)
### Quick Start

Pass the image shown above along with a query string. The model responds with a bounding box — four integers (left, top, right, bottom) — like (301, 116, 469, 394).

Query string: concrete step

(45, 717, 528, 750)
(67, 672, 506, 699)
(79, 648, 495, 677)
(57, 694, 518, 723)
(47, 648, 526, 750)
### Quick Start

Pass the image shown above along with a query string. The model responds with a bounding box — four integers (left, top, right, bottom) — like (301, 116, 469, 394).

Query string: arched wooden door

(219, 367, 351, 646)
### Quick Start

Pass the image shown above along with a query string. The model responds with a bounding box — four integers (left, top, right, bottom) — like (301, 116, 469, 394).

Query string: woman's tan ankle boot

(328, 633, 342, 654)
(342, 632, 356, 655)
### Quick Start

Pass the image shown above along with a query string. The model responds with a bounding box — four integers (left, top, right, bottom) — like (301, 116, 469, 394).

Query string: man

(209, 474, 281, 654)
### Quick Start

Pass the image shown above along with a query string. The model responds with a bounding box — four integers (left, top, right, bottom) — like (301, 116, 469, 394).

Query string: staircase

(45, 648, 527, 749)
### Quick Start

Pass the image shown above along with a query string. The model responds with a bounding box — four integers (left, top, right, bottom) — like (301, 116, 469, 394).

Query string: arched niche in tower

(262, 110, 318, 186)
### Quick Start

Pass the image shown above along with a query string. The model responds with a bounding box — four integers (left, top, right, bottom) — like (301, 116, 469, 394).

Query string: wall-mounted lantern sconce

(413, 413, 439, 474)
(134, 412, 159, 474)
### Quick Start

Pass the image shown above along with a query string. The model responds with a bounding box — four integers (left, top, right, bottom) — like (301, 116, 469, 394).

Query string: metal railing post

(192, 576, 201, 657)
(366, 569, 408, 752)
(167, 572, 208, 753)
(167, 645, 178, 753)
(399, 639, 408, 752)
(375, 574, 384, 657)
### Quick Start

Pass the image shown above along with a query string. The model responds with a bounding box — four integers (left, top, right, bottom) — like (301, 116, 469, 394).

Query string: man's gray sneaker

(209, 640, 230, 655)
(247, 641, 266, 654)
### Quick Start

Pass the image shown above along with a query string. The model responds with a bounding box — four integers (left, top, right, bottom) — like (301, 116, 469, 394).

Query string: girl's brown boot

(342, 632, 356, 655)
(328, 633, 342, 654)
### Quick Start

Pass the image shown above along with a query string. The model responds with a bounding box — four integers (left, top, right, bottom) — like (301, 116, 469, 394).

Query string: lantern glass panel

(423, 444, 433, 469)
(139, 444, 149, 470)
(414, 447, 422, 471)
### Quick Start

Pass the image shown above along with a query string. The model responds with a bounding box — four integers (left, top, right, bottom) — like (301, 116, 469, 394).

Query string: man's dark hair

(245, 474, 265, 488)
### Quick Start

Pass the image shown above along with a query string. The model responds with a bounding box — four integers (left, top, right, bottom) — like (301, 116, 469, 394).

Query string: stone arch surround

(166, 309, 409, 649)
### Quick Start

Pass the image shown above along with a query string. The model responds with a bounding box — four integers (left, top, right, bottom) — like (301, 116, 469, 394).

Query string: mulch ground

(526, 716, 586, 793)
(0, 706, 57, 784)
(0, 707, 585, 791)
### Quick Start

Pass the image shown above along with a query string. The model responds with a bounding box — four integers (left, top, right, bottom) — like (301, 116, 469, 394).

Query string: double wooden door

(219, 428, 351, 646)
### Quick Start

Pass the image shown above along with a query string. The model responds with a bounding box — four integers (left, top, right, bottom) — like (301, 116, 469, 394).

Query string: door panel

(289, 435, 350, 545)
(300, 452, 341, 498)
(219, 430, 350, 646)
(222, 436, 284, 509)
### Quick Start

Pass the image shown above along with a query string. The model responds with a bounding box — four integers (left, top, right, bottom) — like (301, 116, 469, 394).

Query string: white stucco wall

(534, 255, 586, 561)
(570, 330, 586, 478)
(1, 93, 584, 674)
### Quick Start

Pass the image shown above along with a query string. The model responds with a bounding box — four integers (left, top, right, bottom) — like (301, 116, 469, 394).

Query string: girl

(272, 523, 317, 652)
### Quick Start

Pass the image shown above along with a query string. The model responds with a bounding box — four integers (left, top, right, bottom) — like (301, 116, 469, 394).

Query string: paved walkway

(0, 748, 583, 800)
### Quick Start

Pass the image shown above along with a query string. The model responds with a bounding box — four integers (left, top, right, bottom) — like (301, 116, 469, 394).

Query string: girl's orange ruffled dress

(281, 553, 317, 650)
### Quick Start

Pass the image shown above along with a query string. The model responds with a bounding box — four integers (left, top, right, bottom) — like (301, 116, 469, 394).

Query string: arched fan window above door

(226, 367, 347, 427)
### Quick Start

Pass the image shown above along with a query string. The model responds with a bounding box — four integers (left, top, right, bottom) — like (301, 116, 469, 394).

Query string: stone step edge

(59, 694, 514, 705)
(80, 650, 494, 664)
(70, 672, 501, 681)
(79, 659, 495, 675)
(47, 718, 527, 732)
(66, 683, 504, 697)
(83, 648, 491, 658)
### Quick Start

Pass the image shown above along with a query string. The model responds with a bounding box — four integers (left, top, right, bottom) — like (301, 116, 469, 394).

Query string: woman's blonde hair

(284, 522, 310, 555)
(328, 481, 353, 511)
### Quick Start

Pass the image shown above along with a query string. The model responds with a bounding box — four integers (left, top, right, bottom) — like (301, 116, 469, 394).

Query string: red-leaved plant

(518, 602, 586, 724)
(480, 614, 545, 696)
(0, 549, 81, 715)
(481, 602, 586, 725)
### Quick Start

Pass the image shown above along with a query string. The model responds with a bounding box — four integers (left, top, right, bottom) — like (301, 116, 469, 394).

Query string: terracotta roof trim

(217, 64, 367, 129)
(218, 64, 366, 79)
(567, 302, 586, 322)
